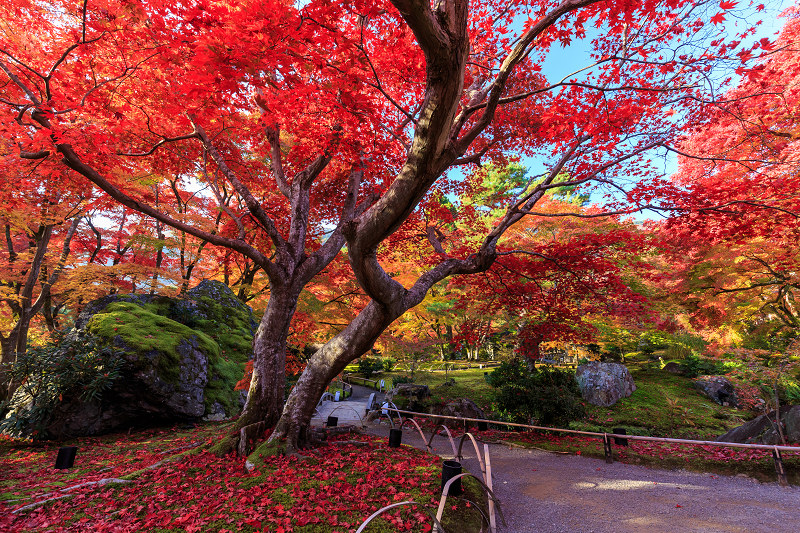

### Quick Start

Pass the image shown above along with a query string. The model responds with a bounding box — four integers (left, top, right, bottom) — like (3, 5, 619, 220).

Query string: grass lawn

(371, 359, 754, 441)
(573, 364, 752, 440)
(381, 368, 496, 413)
(0, 424, 486, 532)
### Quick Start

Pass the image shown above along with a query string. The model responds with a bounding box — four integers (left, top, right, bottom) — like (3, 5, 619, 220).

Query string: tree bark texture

(235, 282, 301, 430)
(270, 300, 397, 449)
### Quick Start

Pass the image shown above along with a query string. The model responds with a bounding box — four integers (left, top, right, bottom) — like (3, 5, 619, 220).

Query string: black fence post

(54, 446, 78, 469)
(612, 428, 628, 446)
(389, 428, 402, 448)
(441, 460, 463, 495)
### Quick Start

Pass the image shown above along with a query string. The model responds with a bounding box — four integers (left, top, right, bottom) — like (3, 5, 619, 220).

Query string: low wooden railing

(381, 408, 800, 486)
(342, 374, 386, 391)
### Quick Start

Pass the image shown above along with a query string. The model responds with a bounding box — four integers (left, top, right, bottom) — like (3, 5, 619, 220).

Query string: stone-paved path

(311, 384, 385, 427)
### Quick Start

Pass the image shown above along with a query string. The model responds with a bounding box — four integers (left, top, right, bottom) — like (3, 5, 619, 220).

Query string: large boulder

(575, 361, 636, 407)
(3, 281, 255, 439)
(786, 406, 800, 442)
(430, 398, 486, 428)
(693, 375, 739, 408)
(717, 405, 799, 445)
(386, 384, 431, 412)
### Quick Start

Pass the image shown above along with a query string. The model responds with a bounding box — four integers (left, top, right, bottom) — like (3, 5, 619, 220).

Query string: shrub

(488, 359, 584, 427)
(680, 354, 725, 378)
(381, 357, 396, 372)
(1, 332, 124, 439)
(785, 382, 800, 404)
(391, 375, 415, 388)
(358, 357, 384, 378)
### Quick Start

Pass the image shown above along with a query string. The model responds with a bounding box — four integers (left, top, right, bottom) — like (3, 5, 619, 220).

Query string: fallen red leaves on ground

(0, 425, 441, 532)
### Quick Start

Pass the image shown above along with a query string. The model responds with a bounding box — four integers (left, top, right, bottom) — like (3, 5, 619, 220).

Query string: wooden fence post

(773, 447, 788, 487)
(603, 433, 613, 464)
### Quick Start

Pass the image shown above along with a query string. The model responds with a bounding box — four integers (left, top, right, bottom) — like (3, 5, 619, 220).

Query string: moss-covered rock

(39, 283, 255, 436)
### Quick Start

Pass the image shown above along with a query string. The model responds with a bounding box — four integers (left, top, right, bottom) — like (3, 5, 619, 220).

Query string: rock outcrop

(717, 405, 800, 445)
(575, 361, 636, 407)
(3, 280, 255, 438)
(693, 375, 740, 408)
(385, 384, 431, 412)
(430, 398, 486, 428)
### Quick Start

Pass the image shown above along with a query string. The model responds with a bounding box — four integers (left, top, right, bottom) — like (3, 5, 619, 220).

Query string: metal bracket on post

(603, 433, 613, 464)
(773, 447, 788, 487)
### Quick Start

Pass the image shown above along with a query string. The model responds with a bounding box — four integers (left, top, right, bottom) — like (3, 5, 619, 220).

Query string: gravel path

(368, 423, 800, 532)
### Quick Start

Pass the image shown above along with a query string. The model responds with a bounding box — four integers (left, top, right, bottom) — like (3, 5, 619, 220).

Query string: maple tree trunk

(270, 301, 395, 450)
(235, 283, 300, 431)
(0, 335, 16, 406)
(0, 319, 27, 405)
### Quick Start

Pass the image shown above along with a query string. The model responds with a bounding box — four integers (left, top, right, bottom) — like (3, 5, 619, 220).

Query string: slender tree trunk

(3, 315, 33, 401)
(0, 334, 18, 406)
(0, 320, 26, 405)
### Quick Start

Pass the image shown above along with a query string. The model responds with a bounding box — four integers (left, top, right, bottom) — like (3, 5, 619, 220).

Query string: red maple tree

(0, 0, 774, 450)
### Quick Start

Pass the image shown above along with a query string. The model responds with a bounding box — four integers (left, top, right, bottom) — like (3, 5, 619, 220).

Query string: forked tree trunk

(269, 301, 396, 450)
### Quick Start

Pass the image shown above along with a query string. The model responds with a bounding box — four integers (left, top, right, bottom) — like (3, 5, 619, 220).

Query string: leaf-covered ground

(0, 423, 483, 532)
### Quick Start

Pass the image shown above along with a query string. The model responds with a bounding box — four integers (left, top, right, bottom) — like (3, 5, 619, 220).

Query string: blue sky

(525, 0, 794, 221)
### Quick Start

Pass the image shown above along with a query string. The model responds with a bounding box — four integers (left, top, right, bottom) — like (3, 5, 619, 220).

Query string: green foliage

(0, 332, 124, 439)
(741, 326, 797, 352)
(680, 354, 726, 378)
(357, 357, 384, 378)
(381, 357, 396, 372)
(391, 375, 415, 387)
(785, 382, 800, 404)
(488, 359, 585, 426)
(638, 331, 672, 355)
(326, 381, 352, 399)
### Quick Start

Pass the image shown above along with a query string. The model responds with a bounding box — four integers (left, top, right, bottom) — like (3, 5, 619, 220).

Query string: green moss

(236, 467, 278, 490)
(178, 293, 253, 416)
(140, 296, 175, 318)
(204, 355, 246, 415)
(87, 297, 252, 416)
(87, 302, 219, 384)
(270, 486, 296, 507)
(208, 433, 239, 456)
(247, 439, 286, 467)
(440, 475, 490, 533)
